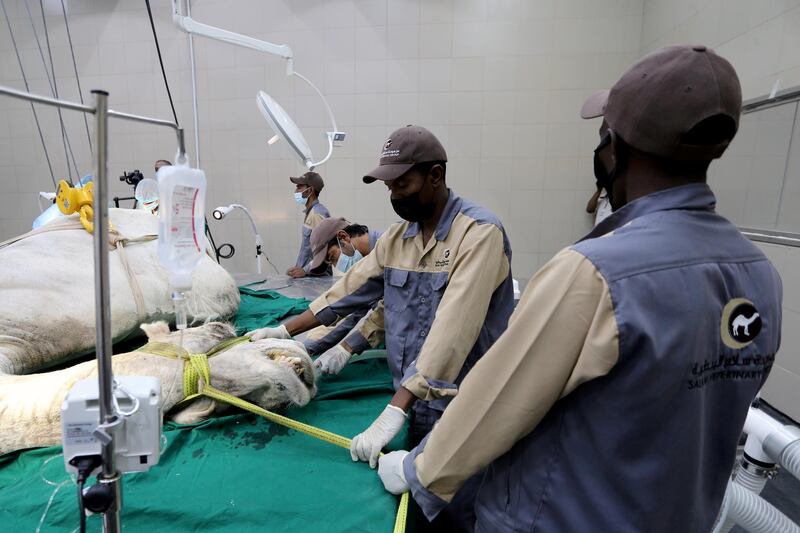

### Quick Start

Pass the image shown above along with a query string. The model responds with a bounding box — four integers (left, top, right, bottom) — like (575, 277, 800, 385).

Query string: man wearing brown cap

(287, 171, 330, 278)
(250, 125, 514, 529)
(306, 218, 383, 277)
(376, 46, 783, 533)
(301, 217, 386, 372)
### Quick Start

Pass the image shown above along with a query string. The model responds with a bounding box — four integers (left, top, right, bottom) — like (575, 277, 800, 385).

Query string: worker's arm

(400, 223, 510, 402)
(341, 301, 386, 354)
(275, 244, 387, 339)
(403, 248, 620, 519)
(281, 309, 322, 336)
(304, 308, 368, 356)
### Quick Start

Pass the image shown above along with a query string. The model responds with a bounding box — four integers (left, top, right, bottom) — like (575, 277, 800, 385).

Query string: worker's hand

(287, 267, 306, 278)
(248, 324, 291, 341)
(378, 451, 410, 495)
(351, 405, 407, 469)
(314, 344, 352, 375)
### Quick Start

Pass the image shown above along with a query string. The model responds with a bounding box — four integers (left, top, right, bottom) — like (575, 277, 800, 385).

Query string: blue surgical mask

(294, 190, 307, 205)
(335, 238, 364, 272)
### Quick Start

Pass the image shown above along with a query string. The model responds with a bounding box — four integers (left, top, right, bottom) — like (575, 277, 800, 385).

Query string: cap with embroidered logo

(363, 125, 448, 183)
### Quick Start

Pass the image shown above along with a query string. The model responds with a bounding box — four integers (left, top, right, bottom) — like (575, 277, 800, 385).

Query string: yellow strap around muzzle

(137, 336, 409, 533)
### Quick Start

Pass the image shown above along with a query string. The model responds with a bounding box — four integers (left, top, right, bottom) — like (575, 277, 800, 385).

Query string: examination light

(212, 203, 276, 276)
(172, 0, 345, 171)
(212, 205, 234, 220)
(257, 91, 314, 169)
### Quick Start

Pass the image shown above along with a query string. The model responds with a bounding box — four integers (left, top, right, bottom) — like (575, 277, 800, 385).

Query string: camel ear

(170, 397, 217, 425)
(140, 321, 171, 340)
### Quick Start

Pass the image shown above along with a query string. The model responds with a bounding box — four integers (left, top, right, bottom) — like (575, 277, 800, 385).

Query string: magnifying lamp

(212, 205, 234, 220)
(212, 203, 278, 276)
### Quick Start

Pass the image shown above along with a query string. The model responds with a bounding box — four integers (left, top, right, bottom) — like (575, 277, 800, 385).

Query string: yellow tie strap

(138, 337, 409, 532)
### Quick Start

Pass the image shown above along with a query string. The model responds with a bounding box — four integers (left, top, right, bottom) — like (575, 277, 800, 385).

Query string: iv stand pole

(0, 83, 186, 533)
(91, 89, 122, 532)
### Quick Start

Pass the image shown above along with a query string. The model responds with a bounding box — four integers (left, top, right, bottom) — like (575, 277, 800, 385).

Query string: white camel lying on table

(0, 208, 240, 375)
(0, 321, 316, 454)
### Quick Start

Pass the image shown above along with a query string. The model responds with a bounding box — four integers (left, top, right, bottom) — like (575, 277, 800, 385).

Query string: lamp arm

(172, 0, 293, 65)
(293, 71, 337, 169)
(231, 204, 261, 241)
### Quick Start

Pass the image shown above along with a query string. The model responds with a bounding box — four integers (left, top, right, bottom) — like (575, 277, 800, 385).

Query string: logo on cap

(381, 138, 400, 159)
(720, 298, 762, 349)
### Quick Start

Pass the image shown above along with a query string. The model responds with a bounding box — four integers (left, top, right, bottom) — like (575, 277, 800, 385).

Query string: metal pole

(187, 0, 201, 167)
(176, 127, 187, 165)
(107, 108, 177, 129)
(91, 89, 121, 533)
(0, 84, 94, 113)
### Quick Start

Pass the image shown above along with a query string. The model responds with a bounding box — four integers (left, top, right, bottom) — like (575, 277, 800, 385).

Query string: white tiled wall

(641, 0, 800, 99)
(640, 0, 800, 418)
(0, 0, 644, 284)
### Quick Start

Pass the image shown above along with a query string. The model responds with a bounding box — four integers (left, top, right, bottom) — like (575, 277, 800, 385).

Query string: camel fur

(0, 321, 315, 454)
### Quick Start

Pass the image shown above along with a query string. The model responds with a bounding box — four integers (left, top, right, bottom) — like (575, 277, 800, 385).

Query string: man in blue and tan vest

(286, 171, 330, 278)
(377, 45, 783, 533)
(249, 125, 514, 529)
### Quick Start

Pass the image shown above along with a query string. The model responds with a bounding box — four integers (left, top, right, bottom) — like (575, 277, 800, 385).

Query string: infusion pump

(61, 376, 162, 476)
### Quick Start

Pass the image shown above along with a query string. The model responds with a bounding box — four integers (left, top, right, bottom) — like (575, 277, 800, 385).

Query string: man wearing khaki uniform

(377, 46, 783, 533)
(249, 125, 514, 529)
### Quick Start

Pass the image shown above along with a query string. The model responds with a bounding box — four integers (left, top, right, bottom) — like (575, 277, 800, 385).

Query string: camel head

(141, 322, 317, 425)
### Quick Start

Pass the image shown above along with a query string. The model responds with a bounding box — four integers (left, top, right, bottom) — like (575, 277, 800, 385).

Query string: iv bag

(156, 165, 207, 291)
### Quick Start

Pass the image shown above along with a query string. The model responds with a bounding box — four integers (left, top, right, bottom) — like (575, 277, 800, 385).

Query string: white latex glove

(378, 450, 410, 495)
(314, 344, 352, 375)
(247, 324, 290, 341)
(351, 405, 407, 468)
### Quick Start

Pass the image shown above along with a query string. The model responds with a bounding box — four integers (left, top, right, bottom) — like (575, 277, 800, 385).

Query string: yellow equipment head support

(55, 179, 96, 233)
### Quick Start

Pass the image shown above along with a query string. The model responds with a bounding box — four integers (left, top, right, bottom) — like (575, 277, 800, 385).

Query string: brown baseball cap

(309, 217, 349, 270)
(363, 125, 448, 183)
(290, 171, 324, 192)
(581, 45, 742, 161)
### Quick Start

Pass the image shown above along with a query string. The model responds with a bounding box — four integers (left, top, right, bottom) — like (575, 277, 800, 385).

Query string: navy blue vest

(475, 184, 782, 532)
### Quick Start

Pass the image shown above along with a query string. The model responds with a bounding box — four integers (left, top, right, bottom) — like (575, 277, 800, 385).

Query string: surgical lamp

(213, 203, 276, 276)
(172, 0, 345, 170)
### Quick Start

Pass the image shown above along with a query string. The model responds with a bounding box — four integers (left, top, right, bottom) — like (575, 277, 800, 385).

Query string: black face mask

(391, 191, 436, 222)
(593, 132, 618, 208)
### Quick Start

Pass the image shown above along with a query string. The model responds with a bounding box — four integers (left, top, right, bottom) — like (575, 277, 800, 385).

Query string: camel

(0, 209, 240, 375)
(0, 321, 315, 454)
(732, 312, 760, 337)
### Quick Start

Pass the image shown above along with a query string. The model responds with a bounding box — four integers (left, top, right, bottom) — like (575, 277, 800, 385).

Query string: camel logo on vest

(721, 298, 762, 349)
